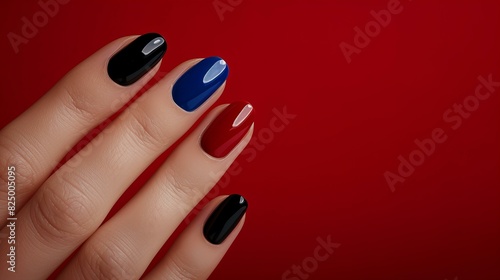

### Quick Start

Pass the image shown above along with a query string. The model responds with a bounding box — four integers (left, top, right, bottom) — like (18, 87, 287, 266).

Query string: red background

(1, 0, 500, 279)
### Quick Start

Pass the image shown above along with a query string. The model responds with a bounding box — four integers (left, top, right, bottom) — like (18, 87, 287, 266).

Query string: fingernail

(203, 195, 248, 245)
(108, 33, 167, 86)
(172, 56, 229, 112)
(201, 102, 254, 158)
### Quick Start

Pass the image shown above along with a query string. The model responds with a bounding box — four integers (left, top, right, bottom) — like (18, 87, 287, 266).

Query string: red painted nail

(201, 102, 254, 158)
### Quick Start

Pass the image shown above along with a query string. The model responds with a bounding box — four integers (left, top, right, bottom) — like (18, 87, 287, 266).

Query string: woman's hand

(0, 33, 254, 279)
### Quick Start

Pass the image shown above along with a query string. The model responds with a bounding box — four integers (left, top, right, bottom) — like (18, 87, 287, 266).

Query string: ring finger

(59, 102, 254, 279)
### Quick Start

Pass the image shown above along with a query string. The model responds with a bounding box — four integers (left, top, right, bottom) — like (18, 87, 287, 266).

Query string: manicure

(172, 56, 229, 112)
(203, 195, 248, 245)
(201, 102, 254, 158)
(107, 33, 167, 86)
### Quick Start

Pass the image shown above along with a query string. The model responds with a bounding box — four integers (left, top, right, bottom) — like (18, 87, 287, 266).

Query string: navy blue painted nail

(172, 56, 229, 112)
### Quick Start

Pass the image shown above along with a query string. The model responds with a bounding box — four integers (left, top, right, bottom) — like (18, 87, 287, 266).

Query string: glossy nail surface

(203, 195, 248, 245)
(201, 102, 254, 158)
(172, 56, 229, 112)
(108, 33, 167, 86)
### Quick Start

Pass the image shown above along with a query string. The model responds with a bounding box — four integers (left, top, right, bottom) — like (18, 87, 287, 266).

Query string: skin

(0, 36, 252, 279)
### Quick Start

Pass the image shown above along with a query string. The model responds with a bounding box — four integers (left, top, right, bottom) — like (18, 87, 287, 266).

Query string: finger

(58, 102, 254, 280)
(145, 195, 247, 280)
(0, 57, 229, 279)
(0, 33, 167, 220)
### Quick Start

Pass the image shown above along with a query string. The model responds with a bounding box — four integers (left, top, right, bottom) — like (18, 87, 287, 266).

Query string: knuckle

(167, 254, 202, 280)
(125, 106, 169, 150)
(30, 177, 96, 245)
(0, 134, 39, 193)
(59, 82, 99, 124)
(82, 237, 138, 280)
(158, 167, 205, 215)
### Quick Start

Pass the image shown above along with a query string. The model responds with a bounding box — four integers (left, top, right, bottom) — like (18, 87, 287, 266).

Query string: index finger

(0, 33, 167, 223)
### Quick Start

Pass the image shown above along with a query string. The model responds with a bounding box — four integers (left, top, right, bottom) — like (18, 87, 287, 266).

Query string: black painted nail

(203, 194, 248, 245)
(107, 33, 167, 86)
